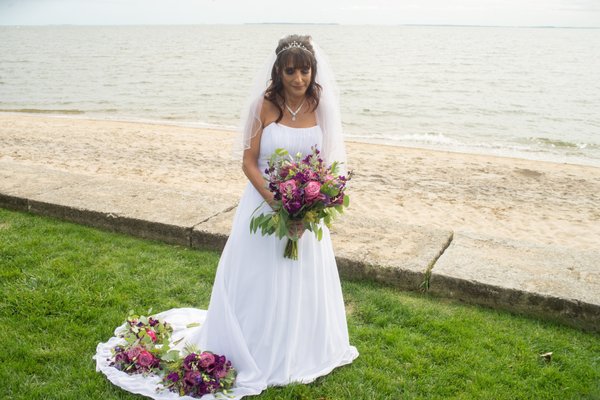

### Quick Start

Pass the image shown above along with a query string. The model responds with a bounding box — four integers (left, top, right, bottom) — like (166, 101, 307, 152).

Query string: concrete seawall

(1, 162, 598, 332)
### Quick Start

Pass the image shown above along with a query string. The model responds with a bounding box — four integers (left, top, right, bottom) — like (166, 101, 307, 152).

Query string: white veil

(233, 37, 347, 172)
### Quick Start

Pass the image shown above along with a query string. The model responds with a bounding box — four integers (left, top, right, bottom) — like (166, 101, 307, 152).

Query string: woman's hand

(265, 192, 277, 211)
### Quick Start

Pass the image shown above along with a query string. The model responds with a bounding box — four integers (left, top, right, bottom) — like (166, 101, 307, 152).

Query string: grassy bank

(0, 208, 598, 399)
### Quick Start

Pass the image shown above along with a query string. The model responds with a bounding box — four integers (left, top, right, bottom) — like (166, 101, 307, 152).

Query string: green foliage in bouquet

(250, 147, 351, 259)
(160, 344, 237, 398)
(110, 310, 180, 374)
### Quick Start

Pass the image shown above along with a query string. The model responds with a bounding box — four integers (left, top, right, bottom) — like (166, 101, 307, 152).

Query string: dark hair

(264, 34, 322, 123)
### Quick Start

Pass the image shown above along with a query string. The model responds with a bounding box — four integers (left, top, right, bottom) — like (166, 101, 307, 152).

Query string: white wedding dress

(95, 122, 359, 399)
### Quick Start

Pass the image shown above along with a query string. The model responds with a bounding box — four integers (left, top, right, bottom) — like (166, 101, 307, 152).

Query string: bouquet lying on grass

(111, 312, 173, 375)
(250, 146, 352, 260)
(108, 311, 236, 398)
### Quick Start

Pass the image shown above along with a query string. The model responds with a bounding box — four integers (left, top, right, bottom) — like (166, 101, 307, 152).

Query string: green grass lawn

(1, 207, 599, 400)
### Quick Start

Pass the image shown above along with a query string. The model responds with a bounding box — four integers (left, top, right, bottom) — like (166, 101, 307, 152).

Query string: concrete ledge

(0, 162, 239, 230)
(192, 207, 237, 252)
(191, 229, 229, 252)
(331, 214, 454, 292)
(430, 274, 599, 331)
(430, 232, 600, 332)
(0, 193, 28, 212)
(336, 255, 426, 291)
(2, 164, 598, 332)
(28, 198, 192, 247)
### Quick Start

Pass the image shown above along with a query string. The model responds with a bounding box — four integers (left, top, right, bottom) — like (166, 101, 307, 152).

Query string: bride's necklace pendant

(285, 98, 306, 122)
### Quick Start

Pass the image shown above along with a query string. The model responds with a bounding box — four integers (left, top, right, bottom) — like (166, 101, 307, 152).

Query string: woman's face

(281, 63, 312, 98)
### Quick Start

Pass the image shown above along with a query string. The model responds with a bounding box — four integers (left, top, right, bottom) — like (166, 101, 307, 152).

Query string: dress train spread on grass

(94, 123, 358, 399)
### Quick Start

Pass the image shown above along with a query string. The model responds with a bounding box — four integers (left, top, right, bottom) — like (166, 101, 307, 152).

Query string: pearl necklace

(285, 98, 306, 121)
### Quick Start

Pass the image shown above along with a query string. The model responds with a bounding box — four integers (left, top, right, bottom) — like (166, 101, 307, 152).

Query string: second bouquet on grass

(250, 146, 352, 260)
(106, 311, 237, 398)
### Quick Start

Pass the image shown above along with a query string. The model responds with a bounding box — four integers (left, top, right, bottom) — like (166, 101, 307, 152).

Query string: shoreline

(2, 113, 599, 251)
(2, 111, 599, 170)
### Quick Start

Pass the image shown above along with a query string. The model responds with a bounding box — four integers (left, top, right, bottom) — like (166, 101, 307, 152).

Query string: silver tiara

(276, 40, 312, 56)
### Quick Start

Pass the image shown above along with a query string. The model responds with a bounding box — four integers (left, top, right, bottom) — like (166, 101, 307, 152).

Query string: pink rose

(146, 329, 157, 342)
(304, 181, 321, 202)
(279, 179, 297, 195)
(137, 349, 155, 368)
(198, 352, 216, 369)
(308, 170, 319, 181)
(127, 346, 142, 360)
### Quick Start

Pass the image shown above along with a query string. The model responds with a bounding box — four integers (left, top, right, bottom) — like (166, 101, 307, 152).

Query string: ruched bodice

(258, 123, 323, 172)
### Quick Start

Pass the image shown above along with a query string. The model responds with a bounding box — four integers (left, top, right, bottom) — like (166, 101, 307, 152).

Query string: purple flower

(184, 370, 203, 387)
(196, 380, 210, 396)
(206, 379, 221, 392)
(268, 181, 281, 198)
(319, 194, 330, 206)
(183, 353, 198, 371)
(167, 371, 180, 382)
(294, 170, 310, 184)
(284, 198, 302, 215)
(306, 170, 318, 181)
(160, 350, 235, 397)
(332, 195, 345, 205)
(114, 351, 129, 365)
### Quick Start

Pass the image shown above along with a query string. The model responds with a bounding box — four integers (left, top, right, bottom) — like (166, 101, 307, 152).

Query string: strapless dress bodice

(258, 123, 323, 172)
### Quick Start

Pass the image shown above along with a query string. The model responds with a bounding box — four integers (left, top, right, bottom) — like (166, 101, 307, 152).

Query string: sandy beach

(1, 113, 599, 251)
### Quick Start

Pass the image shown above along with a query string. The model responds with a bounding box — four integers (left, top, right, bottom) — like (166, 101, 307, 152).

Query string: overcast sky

(1, 0, 599, 27)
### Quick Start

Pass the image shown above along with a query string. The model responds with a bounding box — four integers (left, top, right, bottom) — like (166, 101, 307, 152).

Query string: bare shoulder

(260, 99, 280, 128)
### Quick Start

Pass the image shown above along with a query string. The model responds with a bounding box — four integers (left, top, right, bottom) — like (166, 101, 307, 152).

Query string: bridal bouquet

(162, 345, 237, 398)
(108, 311, 237, 397)
(110, 311, 175, 374)
(250, 146, 351, 260)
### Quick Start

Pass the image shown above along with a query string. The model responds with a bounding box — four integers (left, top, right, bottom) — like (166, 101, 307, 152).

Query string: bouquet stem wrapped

(284, 238, 298, 260)
(250, 146, 351, 260)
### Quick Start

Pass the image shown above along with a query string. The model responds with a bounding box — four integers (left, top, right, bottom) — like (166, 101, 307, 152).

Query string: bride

(95, 34, 358, 399)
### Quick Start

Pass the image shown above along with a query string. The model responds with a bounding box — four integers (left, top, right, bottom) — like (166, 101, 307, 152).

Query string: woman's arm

(242, 120, 275, 208)
(243, 132, 305, 236)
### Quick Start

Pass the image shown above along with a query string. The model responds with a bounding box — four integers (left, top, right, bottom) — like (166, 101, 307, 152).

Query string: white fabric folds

(94, 123, 358, 399)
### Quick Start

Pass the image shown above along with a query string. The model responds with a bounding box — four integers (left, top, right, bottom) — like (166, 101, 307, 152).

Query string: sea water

(1, 24, 599, 166)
